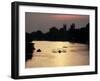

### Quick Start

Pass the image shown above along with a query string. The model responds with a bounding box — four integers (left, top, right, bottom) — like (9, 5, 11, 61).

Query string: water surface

(25, 41, 89, 68)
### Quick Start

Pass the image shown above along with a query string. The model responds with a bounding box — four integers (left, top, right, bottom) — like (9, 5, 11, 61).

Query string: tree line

(26, 23, 89, 44)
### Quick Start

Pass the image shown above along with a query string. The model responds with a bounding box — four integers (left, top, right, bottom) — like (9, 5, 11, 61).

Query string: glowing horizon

(25, 12, 89, 33)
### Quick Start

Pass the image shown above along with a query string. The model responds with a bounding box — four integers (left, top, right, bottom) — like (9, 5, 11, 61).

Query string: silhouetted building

(69, 23, 75, 30)
(59, 24, 67, 33)
(63, 24, 67, 31)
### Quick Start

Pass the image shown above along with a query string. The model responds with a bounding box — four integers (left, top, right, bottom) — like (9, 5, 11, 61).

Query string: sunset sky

(25, 12, 89, 33)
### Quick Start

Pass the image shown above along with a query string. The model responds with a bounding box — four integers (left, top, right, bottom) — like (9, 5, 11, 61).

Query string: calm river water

(25, 41, 89, 68)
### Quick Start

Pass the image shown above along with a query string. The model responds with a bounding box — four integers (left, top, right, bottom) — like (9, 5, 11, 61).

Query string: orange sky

(50, 14, 87, 20)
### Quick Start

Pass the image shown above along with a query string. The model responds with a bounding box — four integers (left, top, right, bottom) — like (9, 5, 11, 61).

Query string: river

(25, 41, 89, 68)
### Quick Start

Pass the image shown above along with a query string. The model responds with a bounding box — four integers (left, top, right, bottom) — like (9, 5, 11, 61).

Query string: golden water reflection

(25, 41, 89, 68)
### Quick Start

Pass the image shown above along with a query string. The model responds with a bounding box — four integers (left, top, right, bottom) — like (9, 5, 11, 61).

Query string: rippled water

(25, 41, 89, 68)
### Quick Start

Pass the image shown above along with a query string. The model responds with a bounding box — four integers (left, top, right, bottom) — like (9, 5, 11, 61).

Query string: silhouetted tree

(25, 23, 89, 44)
(49, 27, 58, 33)
(26, 43, 35, 61)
